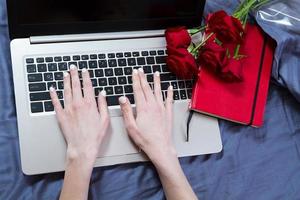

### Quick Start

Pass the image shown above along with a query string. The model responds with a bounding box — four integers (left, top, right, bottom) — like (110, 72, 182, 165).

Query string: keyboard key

(88, 70, 94, 78)
(58, 81, 64, 90)
(171, 81, 178, 89)
(150, 51, 157, 56)
(146, 57, 155, 65)
(58, 63, 68, 71)
(28, 74, 42, 82)
(108, 59, 117, 67)
(44, 73, 54, 81)
(78, 61, 88, 69)
(37, 64, 47, 72)
(132, 52, 140, 57)
(36, 58, 44, 63)
(147, 75, 153, 82)
(137, 57, 146, 65)
(26, 58, 34, 64)
(63, 56, 71, 61)
(158, 50, 165, 55)
(124, 52, 131, 57)
(108, 77, 117, 85)
(114, 86, 123, 94)
(107, 95, 122, 106)
(173, 90, 180, 100)
(90, 54, 97, 60)
(152, 65, 161, 73)
(124, 67, 133, 75)
(114, 68, 123, 76)
(81, 55, 89, 60)
(91, 79, 97, 87)
(44, 101, 54, 112)
(105, 87, 114, 95)
(73, 55, 80, 61)
(45, 57, 53, 62)
(95, 69, 104, 77)
(30, 92, 51, 101)
(187, 89, 192, 99)
(98, 78, 108, 86)
(94, 87, 104, 96)
(54, 57, 62, 62)
(127, 58, 136, 66)
(127, 76, 132, 84)
(161, 64, 169, 72)
(156, 56, 167, 64)
(98, 54, 106, 59)
(185, 80, 193, 89)
(31, 102, 43, 113)
(54, 72, 64, 80)
(178, 81, 185, 89)
(143, 66, 152, 74)
(86, 61, 96, 69)
(118, 59, 127, 67)
(161, 82, 170, 90)
(105, 69, 114, 77)
(141, 51, 149, 56)
(160, 73, 177, 81)
(48, 63, 57, 71)
(68, 62, 77, 68)
(116, 53, 124, 58)
(27, 64, 36, 73)
(180, 90, 187, 99)
(126, 94, 135, 104)
(124, 85, 133, 93)
(108, 53, 115, 58)
(98, 60, 108, 68)
(118, 77, 127, 85)
(29, 83, 46, 92)
(47, 82, 57, 90)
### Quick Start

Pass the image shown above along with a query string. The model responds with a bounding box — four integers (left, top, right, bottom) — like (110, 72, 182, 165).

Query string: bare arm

(50, 65, 109, 200)
(119, 68, 197, 200)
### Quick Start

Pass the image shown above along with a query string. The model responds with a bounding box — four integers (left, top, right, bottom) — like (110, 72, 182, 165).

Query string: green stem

(191, 32, 214, 54)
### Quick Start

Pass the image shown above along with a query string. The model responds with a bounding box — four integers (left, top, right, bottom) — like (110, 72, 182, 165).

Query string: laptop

(7, 0, 222, 175)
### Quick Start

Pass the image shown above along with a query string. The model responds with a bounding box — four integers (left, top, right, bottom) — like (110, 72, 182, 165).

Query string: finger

(153, 71, 164, 105)
(50, 87, 63, 115)
(97, 90, 109, 119)
(63, 71, 72, 107)
(119, 96, 142, 145)
(138, 68, 155, 102)
(165, 85, 174, 133)
(69, 64, 83, 101)
(82, 68, 95, 102)
(132, 69, 146, 110)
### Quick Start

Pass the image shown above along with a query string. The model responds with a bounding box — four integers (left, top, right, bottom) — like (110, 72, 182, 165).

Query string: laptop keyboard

(25, 49, 194, 114)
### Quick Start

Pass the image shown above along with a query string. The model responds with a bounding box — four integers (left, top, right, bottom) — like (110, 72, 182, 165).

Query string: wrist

(66, 147, 97, 170)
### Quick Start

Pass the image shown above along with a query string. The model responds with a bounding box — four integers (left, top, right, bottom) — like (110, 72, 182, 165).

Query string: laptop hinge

(29, 30, 165, 44)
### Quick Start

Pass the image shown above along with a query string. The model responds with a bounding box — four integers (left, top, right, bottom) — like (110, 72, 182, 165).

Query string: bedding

(1, 0, 300, 199)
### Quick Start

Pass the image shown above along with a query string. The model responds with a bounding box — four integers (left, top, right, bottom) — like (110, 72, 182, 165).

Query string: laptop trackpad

(97, 114, 139, 158)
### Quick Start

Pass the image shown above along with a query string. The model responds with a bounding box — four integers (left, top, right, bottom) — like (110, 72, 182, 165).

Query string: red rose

(220, 58, 244, 82)
(207, 10, 244, 44)
(166, 46, 198, 79)
(165, 26, 192, 49)
(198, 40, 228, 73)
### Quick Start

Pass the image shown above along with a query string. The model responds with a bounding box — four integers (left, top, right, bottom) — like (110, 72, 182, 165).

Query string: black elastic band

(186, 110, 195, 142)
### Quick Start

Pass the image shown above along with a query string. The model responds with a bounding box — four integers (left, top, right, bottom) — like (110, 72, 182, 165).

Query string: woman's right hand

(119, 68, 176, 165)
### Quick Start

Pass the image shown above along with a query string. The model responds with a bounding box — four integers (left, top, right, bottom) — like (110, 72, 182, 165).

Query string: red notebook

(190, 24, 275, 127)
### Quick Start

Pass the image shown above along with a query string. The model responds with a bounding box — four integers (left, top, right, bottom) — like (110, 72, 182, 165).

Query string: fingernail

(119, 96, 127, 104)
(70, 64, 76, 70)
(49, 87, 55, 92)
(155, 71, 160, 77)
(100, 90, 106, 97)
(133, 69, 138, 75)
(138, 68, 144, 73)
(63, 72, 69, 77)
(169, 85, 173, 90)
(82, 68, 87, 72)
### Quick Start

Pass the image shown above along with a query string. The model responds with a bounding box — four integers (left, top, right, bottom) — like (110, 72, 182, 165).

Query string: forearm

(59, 153, 95, 200)
(152, 151, 198, 200)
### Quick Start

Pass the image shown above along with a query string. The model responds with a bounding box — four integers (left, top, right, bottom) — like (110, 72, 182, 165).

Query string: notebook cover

(190, 24, 275, 126)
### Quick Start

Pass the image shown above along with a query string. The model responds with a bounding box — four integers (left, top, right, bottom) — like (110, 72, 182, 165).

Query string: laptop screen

(7, 0, 205, 39)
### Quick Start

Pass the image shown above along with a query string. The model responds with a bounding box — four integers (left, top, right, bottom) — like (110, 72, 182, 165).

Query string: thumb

(119, 96, 141, 144)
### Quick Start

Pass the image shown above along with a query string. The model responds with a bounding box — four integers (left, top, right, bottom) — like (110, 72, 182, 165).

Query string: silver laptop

(7, 0, 222, 175)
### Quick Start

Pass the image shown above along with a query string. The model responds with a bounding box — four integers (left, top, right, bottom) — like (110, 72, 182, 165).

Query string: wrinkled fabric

(1, 0, 300, 199)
